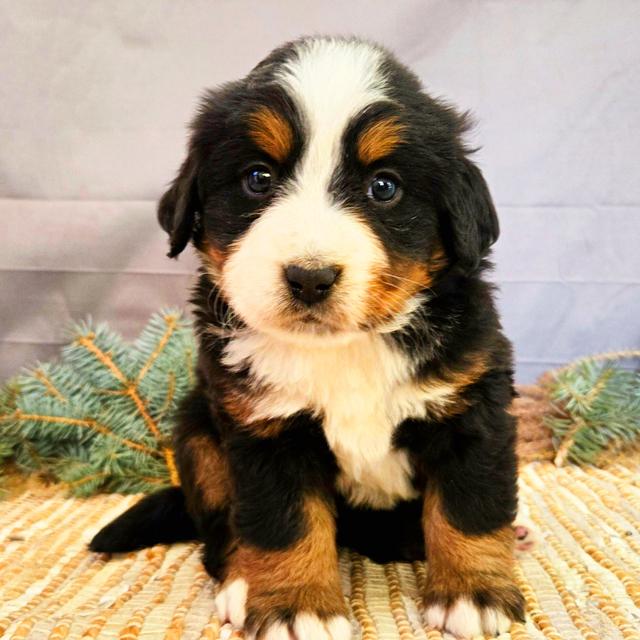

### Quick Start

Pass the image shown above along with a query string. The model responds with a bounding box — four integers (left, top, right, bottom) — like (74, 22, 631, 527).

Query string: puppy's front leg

(173, 387, 233, 579)
(216, 423, 350, 640)
(423, 491, 524, 637)
(421, 411, 525, 637)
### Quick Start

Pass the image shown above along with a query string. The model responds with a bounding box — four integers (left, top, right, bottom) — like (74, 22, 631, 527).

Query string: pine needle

(0, 309, 195, 496)
(546, 354, 640, 466)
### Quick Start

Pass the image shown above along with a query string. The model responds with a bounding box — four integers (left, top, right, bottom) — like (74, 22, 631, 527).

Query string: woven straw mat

(1, 460, 639, 640)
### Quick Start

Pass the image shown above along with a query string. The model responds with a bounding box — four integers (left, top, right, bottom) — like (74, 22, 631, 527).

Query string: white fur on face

(276, 37, 388, 197)
(221, 38, 397, 340)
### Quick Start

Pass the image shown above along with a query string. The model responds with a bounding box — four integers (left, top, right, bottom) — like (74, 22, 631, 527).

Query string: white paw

(256, 614, 351, 640)
(296, 614, 352, 640)
(215, 578, 248, 627)
(215, 579, 351, 639)
(424, 599, 511, 638)
(513, 515, 540, 553)
(260, 621, 290, 640)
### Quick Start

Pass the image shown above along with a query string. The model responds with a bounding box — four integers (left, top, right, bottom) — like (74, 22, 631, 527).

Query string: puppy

(91, 36, 525, 639)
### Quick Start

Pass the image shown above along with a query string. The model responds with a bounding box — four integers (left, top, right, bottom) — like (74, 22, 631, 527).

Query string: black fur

(157, 153, 201, 258)
(226, 412, 337, 550)
(89, 487, 196, 552)
(336, 497, 424, 564)
(158, 81, 305, 260)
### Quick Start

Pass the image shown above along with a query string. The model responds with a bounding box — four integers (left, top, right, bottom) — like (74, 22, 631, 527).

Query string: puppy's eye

(243, 165, 273, 197)
(368, 175, 399, 203)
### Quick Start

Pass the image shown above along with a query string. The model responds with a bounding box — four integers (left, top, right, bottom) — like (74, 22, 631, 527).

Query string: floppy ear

(157, 152, 200, 258)
(440, 158, 499, 273)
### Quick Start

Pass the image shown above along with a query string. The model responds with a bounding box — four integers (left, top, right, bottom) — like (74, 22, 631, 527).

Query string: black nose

(284, 265, 339, 305)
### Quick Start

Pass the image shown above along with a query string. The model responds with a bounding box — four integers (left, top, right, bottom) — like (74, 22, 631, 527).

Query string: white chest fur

(222, 332, 454, 508)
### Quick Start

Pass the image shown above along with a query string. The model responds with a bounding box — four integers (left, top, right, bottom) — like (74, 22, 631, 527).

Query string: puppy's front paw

(215, 578, 249, 628)
(215, 579, 351, 640)
(423, 582, 524, 639)
(424, 598, 512, 638)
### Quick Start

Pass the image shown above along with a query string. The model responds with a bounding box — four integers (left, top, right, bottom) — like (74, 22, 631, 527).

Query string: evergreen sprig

(546, 356, 640, 466)
(0, 310, 195, 496)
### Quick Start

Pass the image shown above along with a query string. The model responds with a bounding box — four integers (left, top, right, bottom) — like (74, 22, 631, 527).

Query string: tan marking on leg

(187, 435, 231, 510)
(248, 107, 294, 164)
(357, 116, 407, 165)
(226, 495, 346, 620)
(422, 490, 523, 622)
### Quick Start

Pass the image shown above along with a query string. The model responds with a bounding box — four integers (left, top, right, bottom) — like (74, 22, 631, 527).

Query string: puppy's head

(159, 37, 498, 342)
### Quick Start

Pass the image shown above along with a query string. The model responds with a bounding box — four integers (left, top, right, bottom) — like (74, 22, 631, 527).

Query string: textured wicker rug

(1, 460, 639, 640)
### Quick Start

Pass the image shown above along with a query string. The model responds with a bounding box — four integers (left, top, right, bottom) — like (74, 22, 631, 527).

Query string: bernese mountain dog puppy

(90, 36, 526, 639)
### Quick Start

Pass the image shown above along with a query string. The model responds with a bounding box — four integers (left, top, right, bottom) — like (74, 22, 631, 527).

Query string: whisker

(381, 272, 430, 288)
(379, 276, 430, 297)
(378, 279, 410, 294)
(381, 273, 435, 296)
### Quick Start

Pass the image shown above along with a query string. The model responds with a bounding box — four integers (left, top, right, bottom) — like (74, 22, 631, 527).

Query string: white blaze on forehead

(277, 37, 389, 194)
(221, 39, 394, 335)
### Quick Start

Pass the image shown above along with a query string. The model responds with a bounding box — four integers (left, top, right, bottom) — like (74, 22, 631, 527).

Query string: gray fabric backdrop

(1, 0, 639, 383)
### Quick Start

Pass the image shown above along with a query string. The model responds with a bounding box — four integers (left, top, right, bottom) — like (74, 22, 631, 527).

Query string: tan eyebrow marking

(357, 116, 407, 165)
(248, 107, 294, 163)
